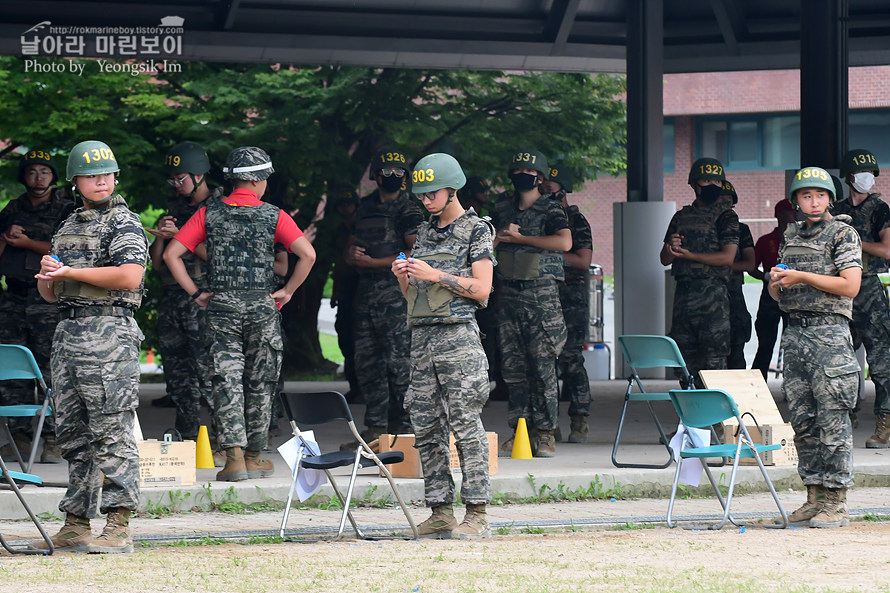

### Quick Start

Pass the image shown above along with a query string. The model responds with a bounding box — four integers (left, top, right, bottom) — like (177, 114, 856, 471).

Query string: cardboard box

(138, 438, 196, 487)
(449, 432, 499, 476)
(377, 434, 423, 479)
(722, 422, 798, 466)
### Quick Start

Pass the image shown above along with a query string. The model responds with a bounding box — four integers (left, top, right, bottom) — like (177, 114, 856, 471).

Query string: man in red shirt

(751, 198, 796, 380)
(164, 146, 316, 482)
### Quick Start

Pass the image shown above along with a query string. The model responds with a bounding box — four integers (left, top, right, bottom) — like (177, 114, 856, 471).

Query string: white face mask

(852, 172, 876, 194)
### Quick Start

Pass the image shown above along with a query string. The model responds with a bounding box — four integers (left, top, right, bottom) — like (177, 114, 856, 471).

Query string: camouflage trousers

(782, 322, 858, 489)
(52, 315, 142, 517)
(849, 275, 890, 414)
(670, 278, 729, 385)
(406, 323, 491, 506)
(752, 285, 788, 381)
(206, 291, 282, 451)
(0, 287, 58, 436)
(498, 279, 567, 431)
(557, 280, 591, 416)
(156, 289, 212, 440)
(727, 283, 752, 370)
(354, 274, 411, 431)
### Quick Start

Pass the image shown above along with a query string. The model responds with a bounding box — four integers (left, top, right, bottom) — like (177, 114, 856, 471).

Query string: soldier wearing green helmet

(770, 165, 862, 530)
(491, 149, 570, 458)
(147, 142, 223, 452)
(831, 149, 890, 449)
(344, 148, 422, 447)
(392, 153, 494, 539)
(661, 157, 738, 387)
(0, 148, 74, 466)
(165, 146, 316, 484)
(33, 140, 148, 554)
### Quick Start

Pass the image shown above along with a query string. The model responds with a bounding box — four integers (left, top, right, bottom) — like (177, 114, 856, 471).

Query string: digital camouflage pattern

(206, 292, 282, 451)
(0, 189, 74, 435)
(498, 280, 567, 430)
(222, 146, 274, 181)
(558, 204, 593, 416)
(407, 323, 490, 506)
(831, 193, 890, 274)
(490, 191, 568, 281)
(353, 189, 422, 260)
(49, 195, 147, 517)
(664, 200, 738, 281)
(778, 217, 861, 319)
(406, 210, 494, 326)
(204, 198, 278, 291)
(728, 222, 754, 369)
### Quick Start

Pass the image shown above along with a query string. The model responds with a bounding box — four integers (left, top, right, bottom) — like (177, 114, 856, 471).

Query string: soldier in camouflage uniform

(770, 166, 861, 529)
(542, 166, 593, 442)
(165, 147, 316, 482)
(147, 142, 222, 445)
(393, 153, 494, 540)
(830, 149, 890, 448)
(32, 141, 148, 554)
(0, 149, 73, 464)
(492, 150, 570, 458)
(345, 149, 423, 445)
(718, 180, 756, 369)
(660, 157, 739, 386)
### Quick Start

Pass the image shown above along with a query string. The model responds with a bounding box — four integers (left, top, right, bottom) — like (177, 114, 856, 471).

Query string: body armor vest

(158, 187, 223, 288)
(670, 201, 733, 281)
(0, 189, 73, 284)
(204, 197, 277, 292)
(831, 193, 889, 275)
(493, 192, 564, 281)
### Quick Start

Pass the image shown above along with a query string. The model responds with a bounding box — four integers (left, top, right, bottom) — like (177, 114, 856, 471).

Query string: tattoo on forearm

(438, 273, 476, 296)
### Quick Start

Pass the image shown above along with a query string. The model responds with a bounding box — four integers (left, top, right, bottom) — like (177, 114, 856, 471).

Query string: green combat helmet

(509, 149, 549, 179)
(164, 142, 210, 175)
(369, 149, 409, 179)
(412, 153, 467, 193)
(223, 146, 274, 181)
(720, 180, 738, 204)
(688, 157, 726, 185)
(789, 166, 836, 205)
(840, 148, 879, 179)
(67, 140, 119, 181)
(548, 166, 574, 193)
(18, 149, 59, 184)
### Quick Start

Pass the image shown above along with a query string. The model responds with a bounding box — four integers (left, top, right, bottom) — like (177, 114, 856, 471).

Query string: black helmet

(18, 149, 59, 185)
(720, 180, 738, 205)
(509, 149, 549, 179)
(688, 157, 726, 185)
(369, 149, 409, 180)
(164, 142, 210, 176)
(840, 149, 879, 179)
(548, 165, 574, 193)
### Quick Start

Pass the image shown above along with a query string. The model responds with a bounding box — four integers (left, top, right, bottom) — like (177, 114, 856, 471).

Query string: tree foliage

(0, 56, 626, 373)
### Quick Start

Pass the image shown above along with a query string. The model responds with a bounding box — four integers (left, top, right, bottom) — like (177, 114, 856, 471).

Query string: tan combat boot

(28, 513, 92, 552)
(866, 412, 890, 449)
(339, 425, 386, 451)
(88, 508, 133, 553)
(785, 485, 826, 527)
(40, 434, 63, 464)
(810, 487, 850, 528)
(568, 415, 589, 443)
(216, 446, 248, 482)
(533, 430, 556, 458)
(409, 504, 458, 539)
(453, 503, 491, 540)
(244, 449, 274, 478)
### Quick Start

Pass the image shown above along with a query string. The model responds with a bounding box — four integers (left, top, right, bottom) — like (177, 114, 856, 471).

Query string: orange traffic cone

(511, 418, 533, 459)
(146, 349, 155, 365)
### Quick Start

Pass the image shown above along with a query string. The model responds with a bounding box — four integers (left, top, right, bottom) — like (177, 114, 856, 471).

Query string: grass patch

(319, 332, 344, 363)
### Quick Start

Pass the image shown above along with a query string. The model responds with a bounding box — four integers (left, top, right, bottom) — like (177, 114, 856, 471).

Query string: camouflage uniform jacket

(157, 186, 224, 289)
(0, 189, 74, 287)
(831, 193, 890, 275)
(490, 190, 568, 281)
(406, 209, 494, 327)
(778, 215, 861, 319)
(664, 200, 739, 282)
(51, 195, 147, 310)
(204, 196, 277, 292)
(354, 189, 423, 267)
(564, 204, 593, 286)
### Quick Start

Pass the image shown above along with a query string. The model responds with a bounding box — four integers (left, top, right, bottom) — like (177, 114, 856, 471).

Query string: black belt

(787, 313, 848, 328)
(59, 306, 134, 320)
(501, 278, 555, 288)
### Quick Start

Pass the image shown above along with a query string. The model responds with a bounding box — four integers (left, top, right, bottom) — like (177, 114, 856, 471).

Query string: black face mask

(510, 172, 538, 192)
(380, 175, 403, 193)
(698, 184, 722, 205)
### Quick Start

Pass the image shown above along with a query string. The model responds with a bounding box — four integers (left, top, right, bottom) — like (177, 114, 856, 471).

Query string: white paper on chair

(278, 431, 327, 502)
(668, 424, 711, 487)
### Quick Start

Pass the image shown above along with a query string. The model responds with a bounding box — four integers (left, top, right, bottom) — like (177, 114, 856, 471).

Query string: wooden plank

(699, 369, 786, 426)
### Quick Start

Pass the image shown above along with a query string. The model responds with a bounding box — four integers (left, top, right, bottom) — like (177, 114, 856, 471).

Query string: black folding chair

(0, 455, 54, 554)
(278, 391, 418, 540)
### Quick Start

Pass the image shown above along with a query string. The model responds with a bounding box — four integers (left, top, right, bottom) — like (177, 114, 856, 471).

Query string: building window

(664, 118, 675, 173)
(697, 114, 799, 171)
(850, 111, 890, 160)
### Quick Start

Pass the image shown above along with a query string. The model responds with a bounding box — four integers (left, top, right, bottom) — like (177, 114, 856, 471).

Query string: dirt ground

(2, 509, 889, 593)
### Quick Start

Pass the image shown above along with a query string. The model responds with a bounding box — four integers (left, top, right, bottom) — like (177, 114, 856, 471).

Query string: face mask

(510, 172, 538, 192)
(379, 175, 403, 193)
(851, 172, 876, 194)
(698, 183, 722, 204)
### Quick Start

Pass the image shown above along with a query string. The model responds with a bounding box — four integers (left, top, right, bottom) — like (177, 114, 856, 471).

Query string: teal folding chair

(0, 344, 52, 473)
(0, 455, 54, 554)
(612, 335, 694, 469)
(666, 388, 788, 530)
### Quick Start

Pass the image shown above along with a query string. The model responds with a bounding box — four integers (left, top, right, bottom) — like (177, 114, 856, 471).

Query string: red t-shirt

(754, 227, 783, 272)
(173, 188, 304, 252)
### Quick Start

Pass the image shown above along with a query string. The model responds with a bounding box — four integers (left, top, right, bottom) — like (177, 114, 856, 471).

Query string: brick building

(573, 66, 890, 275)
